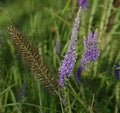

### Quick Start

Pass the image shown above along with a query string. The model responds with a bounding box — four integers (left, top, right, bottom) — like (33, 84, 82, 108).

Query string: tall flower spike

(8, 25, 58, 95)
(83, 29, 100, 62)
(59, 8, 81, 87)
(77, 30, 100, 82)
(78, 0, 88, 10)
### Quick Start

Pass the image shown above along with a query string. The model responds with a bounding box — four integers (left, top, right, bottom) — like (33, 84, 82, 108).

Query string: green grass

(0, 0, 120, 113)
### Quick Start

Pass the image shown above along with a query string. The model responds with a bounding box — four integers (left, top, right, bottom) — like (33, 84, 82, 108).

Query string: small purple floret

(76, 66, 82, 83)
(78, 0, 88, 10)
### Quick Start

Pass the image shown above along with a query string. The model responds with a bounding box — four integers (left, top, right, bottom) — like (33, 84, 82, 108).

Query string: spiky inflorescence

(59, 8, 81, 87)
(8, 25, 58, 95)
(77, 30, 100, 82)
(78, 0, 88, 10)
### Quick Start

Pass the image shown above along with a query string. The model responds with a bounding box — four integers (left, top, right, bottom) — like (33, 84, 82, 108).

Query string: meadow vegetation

(0, 0, 120, 113)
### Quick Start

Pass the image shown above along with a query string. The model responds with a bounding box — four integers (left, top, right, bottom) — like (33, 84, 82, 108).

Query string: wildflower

(59, 50, 77, 86)
(114, 62, 120, 79)
(76, 30, 100, 82)
(59, 8, 81, 87)
(78, 0, 88, 10)
(55, 38, 60, 55)
(83, 30, 99, 63)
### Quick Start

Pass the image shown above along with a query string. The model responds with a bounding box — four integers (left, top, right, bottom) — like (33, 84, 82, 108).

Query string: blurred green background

(0, 0, 120, 113)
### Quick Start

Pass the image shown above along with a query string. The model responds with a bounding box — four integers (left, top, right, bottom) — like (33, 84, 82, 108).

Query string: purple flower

(59, 50, 77, 86)
(78, 0, 88, 10)
(76, 30, 100, 82)
(59, 8, 81, 87)
(83, 30, 99, 63)
(114, 62, 120, 79)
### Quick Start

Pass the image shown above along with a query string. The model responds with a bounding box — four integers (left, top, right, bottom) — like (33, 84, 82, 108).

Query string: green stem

(89, 93, 95, 113)
(88, 0, 99, 32)
(114, 81, 120, 113)
(60, 86, 72, 113)
(99, 0, 113, 39)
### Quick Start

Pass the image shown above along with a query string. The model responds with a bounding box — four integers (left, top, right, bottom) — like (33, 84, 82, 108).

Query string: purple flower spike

(59, 50, 76, 86)
(77, 30, 100, 82)
(59, 8, 81, 87)
(83, 29, 99, 63)
(78, 0, 88, 10)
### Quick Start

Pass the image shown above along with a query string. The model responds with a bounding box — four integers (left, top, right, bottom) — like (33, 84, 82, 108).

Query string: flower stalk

(59, 7, 82, 113)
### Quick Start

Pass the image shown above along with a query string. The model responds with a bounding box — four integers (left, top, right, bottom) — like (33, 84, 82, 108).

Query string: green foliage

(0, 0, 120, 113)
